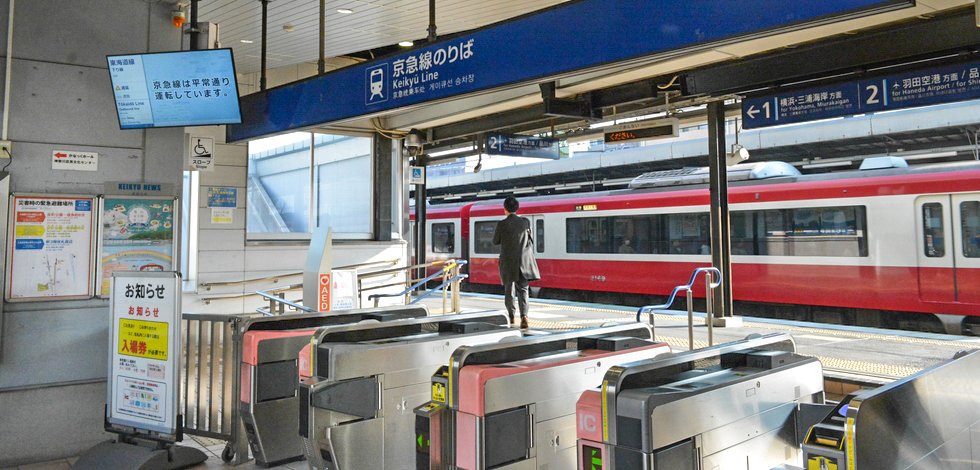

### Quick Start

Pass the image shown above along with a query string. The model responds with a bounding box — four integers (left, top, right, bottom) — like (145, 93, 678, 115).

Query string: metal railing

(181, 312, 255, 464)
(636, 267, 722, 350)
(366, 259, 467, 314)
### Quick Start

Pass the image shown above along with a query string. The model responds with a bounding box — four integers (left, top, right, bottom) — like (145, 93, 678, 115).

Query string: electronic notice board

(5, 194, 97, 301)
(107, 48, 242, 129)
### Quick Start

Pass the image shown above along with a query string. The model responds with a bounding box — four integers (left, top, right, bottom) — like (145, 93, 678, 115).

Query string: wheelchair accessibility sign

(366, 64, 390, 105)
(188, 136, 214, 171)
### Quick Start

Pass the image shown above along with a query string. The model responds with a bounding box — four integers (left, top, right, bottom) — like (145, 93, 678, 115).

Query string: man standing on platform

(492, 196, 540, 329)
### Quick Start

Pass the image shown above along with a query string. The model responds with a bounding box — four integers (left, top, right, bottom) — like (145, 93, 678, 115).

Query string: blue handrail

(368, 259, 469, 305)
(635, 267, 722, 322)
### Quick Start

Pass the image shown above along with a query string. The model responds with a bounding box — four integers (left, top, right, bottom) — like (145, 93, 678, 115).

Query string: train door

(915, 196, 955, 303)
(952, 194, 980, 303)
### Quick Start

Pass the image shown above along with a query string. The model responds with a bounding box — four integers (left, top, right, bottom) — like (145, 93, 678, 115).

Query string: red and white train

(421, 160, 980, 334)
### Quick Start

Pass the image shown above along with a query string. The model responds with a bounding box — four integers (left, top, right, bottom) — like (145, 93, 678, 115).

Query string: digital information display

(107, 49, 241, 129)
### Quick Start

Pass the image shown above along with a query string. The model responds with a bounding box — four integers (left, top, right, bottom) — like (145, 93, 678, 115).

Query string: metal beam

(707, 101, 733, 319)
(684, 11, 980, 96)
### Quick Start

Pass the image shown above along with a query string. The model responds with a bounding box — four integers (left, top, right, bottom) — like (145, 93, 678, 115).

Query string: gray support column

(414, 154, 427, 284)
(374, 134, 393, 241)
(260, 0, 269, 90)
(707, 101, 734, 320)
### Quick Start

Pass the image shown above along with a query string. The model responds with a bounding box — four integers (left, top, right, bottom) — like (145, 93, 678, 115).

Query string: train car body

(422, 161, 980, 332)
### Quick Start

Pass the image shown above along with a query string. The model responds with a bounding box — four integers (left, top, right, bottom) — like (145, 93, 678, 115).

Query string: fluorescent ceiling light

(239, 39, 254, 44)
(398, 41, 414, 47)
(337, 8, 353, 14)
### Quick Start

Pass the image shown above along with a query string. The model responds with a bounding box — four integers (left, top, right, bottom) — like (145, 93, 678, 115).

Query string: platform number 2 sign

(188, 136, 214, 172)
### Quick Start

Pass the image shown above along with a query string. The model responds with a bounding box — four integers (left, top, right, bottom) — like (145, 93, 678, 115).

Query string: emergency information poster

(99, 196, 177, 297)
(5, 194, 96, 301)
(108, 272, 181, 435)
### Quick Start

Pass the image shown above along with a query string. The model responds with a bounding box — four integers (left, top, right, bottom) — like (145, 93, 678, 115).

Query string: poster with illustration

(5, 194, 97, 301)
(99, 196, 178, 297)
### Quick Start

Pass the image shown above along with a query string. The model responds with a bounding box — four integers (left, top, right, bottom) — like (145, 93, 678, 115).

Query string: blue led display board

(227, 0, 910, 142)
(107, 49, 242, 129)
(742, 60, 980, 129)
(486, 133, 560, 159)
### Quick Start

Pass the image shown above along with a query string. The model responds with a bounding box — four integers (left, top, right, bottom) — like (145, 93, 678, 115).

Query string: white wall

(0, 1, 184, 465)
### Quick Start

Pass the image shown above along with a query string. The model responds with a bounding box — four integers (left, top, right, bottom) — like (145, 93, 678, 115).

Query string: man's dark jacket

(492, 214, 540, 283)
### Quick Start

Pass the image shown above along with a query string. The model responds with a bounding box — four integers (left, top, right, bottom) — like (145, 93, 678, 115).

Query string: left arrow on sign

(746, 105, 760, 119)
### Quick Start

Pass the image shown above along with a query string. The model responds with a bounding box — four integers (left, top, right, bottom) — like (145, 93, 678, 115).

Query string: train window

(566, 213, 708, 255)
(748, 206, 867, 257)
(922, 203, 945, 258)
(665, 213, 710, 254)
(535, 219, 545, 253)
(474, 221, 501, 254)
(431, 223, 455, 254)
(961, 201, 980, 258)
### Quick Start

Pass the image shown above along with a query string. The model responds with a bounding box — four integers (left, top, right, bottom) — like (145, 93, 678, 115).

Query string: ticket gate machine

(801, 349, 980, 470)
(299, 312, 521, 470)
(415, 322, 671, 470)
(577, 333, 825, 470)
(240, 305, 429, 467)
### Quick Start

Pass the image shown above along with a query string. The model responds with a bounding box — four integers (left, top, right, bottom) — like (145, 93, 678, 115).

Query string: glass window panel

(314, 133, 373, 238)
(923, 203, 945, 258)
(431, 223, 455, 253)
(247, 132, 312, 234)
(535, 219, 545, 253)
(961, 201, 980, 258)
(474, 221, 501, 254)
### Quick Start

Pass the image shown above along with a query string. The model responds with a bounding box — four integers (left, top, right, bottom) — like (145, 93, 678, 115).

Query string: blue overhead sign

(486, 133, 560, 159)
(227, 0, 910, 142)
(743, 60, 980, 129)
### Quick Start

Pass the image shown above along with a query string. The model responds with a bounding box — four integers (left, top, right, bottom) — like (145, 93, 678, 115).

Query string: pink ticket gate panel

(575, 333, 825, 470)
(415, 323, 671, 470)
(298, 312, 521, 470)
(240, 306, 427, 467)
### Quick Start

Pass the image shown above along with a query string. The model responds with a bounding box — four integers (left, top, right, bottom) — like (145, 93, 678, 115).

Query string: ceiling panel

(198, 0, 572, 73)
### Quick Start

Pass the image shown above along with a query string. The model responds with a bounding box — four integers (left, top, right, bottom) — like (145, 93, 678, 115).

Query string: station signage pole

(706, 101, 735, 322)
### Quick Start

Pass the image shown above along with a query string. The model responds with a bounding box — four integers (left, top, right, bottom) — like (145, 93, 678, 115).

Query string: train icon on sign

(365, 64, 389, 105)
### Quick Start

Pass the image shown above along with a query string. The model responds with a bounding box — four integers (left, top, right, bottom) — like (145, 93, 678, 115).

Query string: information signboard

(742, 59, 980, 129)
(5, 194, 96, 301)
(107, 271, 181, 436)
(99, 196, 178, 297)
(485, 133, 560, 159)
(229, 0, 911, 142)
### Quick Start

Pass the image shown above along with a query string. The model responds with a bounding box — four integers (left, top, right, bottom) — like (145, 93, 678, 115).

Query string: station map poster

(99, 196, 178, 297)
(107, 271, 181, 436)
(5, 194, 96, 301)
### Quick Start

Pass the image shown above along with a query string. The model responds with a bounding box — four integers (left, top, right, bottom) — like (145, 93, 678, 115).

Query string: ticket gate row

(801, 349, 980, 470)
(298, 312, 520, 470)
(576, 333, 826, 470)
(240, 305, 429, 467)
(415, 323, 671, 470)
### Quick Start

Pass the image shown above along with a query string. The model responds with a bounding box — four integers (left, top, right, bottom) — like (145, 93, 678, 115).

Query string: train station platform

(425, 293, 980, 385)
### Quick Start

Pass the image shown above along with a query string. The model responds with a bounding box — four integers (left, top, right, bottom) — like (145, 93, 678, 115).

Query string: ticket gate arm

(243, 304, 429, 333)
(421, 323, 670, 470)
(599, 332, 796, 446)
(445, 322, 655, 408)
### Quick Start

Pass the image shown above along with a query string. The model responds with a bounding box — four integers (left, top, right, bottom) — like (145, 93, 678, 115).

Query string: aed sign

(318, 273, 331, 312)
(107, 271, 181, 437)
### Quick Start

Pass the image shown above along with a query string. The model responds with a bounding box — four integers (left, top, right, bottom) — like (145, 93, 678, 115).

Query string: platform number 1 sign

(188, 136, 214, 171)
